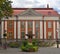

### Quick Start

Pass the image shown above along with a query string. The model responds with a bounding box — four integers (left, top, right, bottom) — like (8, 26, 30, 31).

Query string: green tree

(0, 0, 13, 44)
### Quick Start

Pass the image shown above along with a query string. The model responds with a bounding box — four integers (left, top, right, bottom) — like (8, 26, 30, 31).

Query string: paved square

(0, 47, 60, 54)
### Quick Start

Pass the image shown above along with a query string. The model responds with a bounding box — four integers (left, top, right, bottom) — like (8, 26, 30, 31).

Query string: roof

(12, 8, 59, 16)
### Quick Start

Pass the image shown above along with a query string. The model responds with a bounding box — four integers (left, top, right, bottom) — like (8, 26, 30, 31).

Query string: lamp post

(3, 30, 7, 49)
(56, 29, 59, 48)
(15, 15, 18, 42)
(43, 16, 44, 41)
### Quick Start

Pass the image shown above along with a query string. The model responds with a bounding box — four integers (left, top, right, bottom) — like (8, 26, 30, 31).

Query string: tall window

(21, 21, 25, 39)
(48, 21, 52, 28)
(8, 32, 13, 39)
(35, 21, 40, 38)
(48, 32, 52, 39)
(35, 30, 39, 38)
(28, 21, 33, 34)
(21, 31, 25, 39)
(21, 21, 25, 28)
(28, 21, 33, 28)
(35, 21, 40, 29)
(8, 21, 12, 28)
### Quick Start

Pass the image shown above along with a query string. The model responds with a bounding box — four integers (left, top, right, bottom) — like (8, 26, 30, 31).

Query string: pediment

(18, 8, 43, 16)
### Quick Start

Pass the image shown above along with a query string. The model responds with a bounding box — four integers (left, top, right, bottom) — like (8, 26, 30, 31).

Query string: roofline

(12, 8, 53, 10)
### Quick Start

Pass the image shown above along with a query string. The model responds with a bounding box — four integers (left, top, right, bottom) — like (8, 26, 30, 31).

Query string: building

(1, 5, 60, 40)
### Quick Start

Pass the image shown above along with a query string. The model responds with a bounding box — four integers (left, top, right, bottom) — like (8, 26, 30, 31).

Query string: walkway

(0, 47, 60, 54)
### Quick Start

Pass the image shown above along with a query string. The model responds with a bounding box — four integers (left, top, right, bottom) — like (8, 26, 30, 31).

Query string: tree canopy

(0, 0, 13, 19)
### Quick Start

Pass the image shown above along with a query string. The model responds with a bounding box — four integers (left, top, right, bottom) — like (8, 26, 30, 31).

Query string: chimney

(47, 4, 49, 8)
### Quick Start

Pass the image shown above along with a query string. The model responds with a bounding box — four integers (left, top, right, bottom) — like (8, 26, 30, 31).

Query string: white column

(26, 21, 28, 34)
(14, 21, 16, 39)
(5, 21, 7, 31)
(44, 21, 46, 39)
(40, 21, 43, 39)
(33, 21, 35, 34)
(1, 21, 4, 38)
(4, 21, 7, 39)
(53, 21, 56, 39)
(18, 21, 20, 39)
(57, 21, 59, 39)
(20, 22, 21, 39)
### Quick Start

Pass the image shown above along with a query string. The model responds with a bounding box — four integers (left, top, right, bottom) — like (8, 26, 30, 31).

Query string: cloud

(11, 0, 60, 14)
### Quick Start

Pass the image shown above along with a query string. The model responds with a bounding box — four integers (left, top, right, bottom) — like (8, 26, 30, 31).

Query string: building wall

(1, 16, 59, 40)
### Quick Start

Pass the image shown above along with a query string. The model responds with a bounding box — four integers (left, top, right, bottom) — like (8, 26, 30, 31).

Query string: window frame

(8, 21, 13, 28)
(48, 21, 52, 28)
(28, 21, 33, 28)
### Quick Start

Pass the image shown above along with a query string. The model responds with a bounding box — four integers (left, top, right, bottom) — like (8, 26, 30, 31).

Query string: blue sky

(11, 0, 60, 14)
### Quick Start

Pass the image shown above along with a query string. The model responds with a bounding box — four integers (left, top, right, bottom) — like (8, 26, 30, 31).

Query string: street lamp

(3, 30, 7, 49)
(15, 15, 18, 42)
(56, 29, 59, 48)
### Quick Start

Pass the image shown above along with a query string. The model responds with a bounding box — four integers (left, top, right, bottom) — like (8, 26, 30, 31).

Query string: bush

(39, 41, 55, 47)
(8, 42, 19, 48)
(32, 39, 38, 46)
(20, 39, 38, 52)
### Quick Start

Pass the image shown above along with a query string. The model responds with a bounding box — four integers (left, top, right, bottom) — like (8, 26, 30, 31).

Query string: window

(48, 22, 52, 28)
(35, 21, 40, 29)
(9, 32, 12, 36)
(28, 21, 33, 28)
(8, 21, 12, 28)
(48, 32, 52, 36)
(48, 32, 52, 39)
(8, 32, 13, 39)
(36, 31, 39, 38)
(21, 32, 25, 39)
(35, 30, 39, 38)
(21, 21, 25, 28)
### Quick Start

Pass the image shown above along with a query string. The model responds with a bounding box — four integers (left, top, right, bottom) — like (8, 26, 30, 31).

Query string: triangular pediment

(18, 8, 43, 16)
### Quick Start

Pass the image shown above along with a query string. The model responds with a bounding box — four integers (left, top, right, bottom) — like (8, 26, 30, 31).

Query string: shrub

(8, 42, 19, 48)
(39, 41, 55, 47)
(32, 39, 38, 46)
(20, 39, 38, 52)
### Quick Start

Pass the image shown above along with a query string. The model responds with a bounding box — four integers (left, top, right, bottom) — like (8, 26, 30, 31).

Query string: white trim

(53, 21, 56, 39)
(33, 21, 35, 34)
(4, 21, 7, 38)
(5, 21, 7, 31)
(18, 21, 20, 39)
(40, 21, 43, 39)
(44, 21, 46, 39)
(57, 21, 59, 39)
(1, 21, 4, 38)
(19, 17, 42, 20)
(20, 21, 21, 39)
(26, 21, 28, 34)
(14, 21, 16, 39)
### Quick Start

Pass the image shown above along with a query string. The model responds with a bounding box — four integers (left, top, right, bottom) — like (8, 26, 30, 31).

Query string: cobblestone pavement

(0, 47, 60, 54)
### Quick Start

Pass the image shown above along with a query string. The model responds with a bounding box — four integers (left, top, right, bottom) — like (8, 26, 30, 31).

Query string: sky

(11, 0, 60, 14)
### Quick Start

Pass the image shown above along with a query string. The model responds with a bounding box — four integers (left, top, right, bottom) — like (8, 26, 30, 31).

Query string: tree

(0, 0, 13, 44)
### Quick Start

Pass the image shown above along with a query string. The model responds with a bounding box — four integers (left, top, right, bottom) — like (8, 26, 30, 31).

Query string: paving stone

(0, 48, 60, 54)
